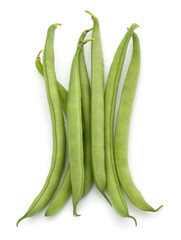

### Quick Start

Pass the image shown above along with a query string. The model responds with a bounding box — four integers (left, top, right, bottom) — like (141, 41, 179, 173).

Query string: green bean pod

(67, 38, 93, 216)
(16, 24, 66, 226)
(115, 32, 163, 212)
(86, 10, 110, 204)
(45, 30, 93, 216)
(36, 51, 71, 216)
(105, 24, 138, 224)
(78, 30, 93, 197)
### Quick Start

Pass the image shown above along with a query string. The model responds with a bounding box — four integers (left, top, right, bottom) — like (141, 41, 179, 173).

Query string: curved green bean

(105, 24, 138, 224)
(16, 24, 66, 226)
(35, 50, 71, 216)
(45, 29, 93, 216)
(115, 32, 163, 212)
(85, 10, 110, 204)
(36, 51, 71, 216)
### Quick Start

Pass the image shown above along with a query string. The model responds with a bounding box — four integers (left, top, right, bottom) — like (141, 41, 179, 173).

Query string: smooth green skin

(36, 56, 71, 216)
(36, 31, 92, 198)
(115, 33, 163, 212)
(105, 24, 138, 224)
(45, 165, 72, 216)
(78, 32, 93, 197)
(45, 32, 93, 216)
(35, 30, 92, 216)
(67, 45, 84, 216)
(86, 10, 110, 204)
(35, 53, 71, 216)
(16, 24, 66, 226)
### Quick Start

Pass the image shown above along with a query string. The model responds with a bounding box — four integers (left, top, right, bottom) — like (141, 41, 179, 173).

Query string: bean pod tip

(85, 10, 97, 21)
(153, 205, 164, 212)
(36, 49, 43, 61)
(128, 215, 137, 227)
(16, 214, 26, 227)
(53, 23, 62, 28)
(83, 27, 93, 35)
(73, 208, 81, 217)
(79, 38, 94, 47)
(127, 23, 139, 32)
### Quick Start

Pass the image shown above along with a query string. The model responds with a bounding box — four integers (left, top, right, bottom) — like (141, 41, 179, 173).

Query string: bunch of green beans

(17, 10, 163, 227)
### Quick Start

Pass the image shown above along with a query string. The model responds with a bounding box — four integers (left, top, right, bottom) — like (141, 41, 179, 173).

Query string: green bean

(45, 29, 93, 216)
(16, 24, 66, 226)
(78, 29, 93, 197)
(85, 10, 110, 204)
(115, 32, 163, 212)
(35, 50, 71, 216)
(67, 38, 93, 216)
(35, 50, 67, 113)
(105, 24, 138, 224)
(67, 44, 84, 216)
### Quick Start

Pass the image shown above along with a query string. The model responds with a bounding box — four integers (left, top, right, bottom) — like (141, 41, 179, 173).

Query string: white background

(0, 0, 180, 239)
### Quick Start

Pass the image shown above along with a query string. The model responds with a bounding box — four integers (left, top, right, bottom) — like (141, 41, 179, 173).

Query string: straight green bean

(67, 37, 93, 216)
(86, 10, 110, 204)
